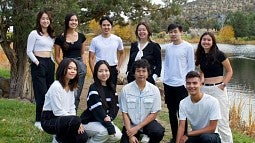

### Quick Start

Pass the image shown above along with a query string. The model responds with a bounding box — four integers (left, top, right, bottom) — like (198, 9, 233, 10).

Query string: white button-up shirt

(119, 81, 161, 125)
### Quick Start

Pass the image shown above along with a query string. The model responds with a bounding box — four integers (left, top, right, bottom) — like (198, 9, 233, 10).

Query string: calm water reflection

(122, 43, 255, 121)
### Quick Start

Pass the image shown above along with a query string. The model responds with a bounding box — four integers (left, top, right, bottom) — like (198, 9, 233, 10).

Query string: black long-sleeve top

(81, 83, 119, 124)
(127, 41, 162, 83)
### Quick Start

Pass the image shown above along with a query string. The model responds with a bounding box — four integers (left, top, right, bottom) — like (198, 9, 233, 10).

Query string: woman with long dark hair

(41, 58, 88, 143)
(26, 10, 55, 130)
(54, 13, 87, 110)
(195, 32, 233, 143)
(81, 60, 122, 143)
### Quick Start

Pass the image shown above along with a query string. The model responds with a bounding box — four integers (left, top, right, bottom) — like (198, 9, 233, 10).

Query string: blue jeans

(187, 133, 221, 143)
(73, 58, 87, 110)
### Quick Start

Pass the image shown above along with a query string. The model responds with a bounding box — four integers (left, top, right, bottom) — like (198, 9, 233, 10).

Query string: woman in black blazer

(126, 22, 162, 84)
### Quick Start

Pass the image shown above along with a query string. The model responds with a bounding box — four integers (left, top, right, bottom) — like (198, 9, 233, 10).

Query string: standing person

(163, 23, 195, 143)
(176, 71, 221, 143)
(195, 32, 233, 143)
(119, 59, 165, 143)
(89, 16, 125, 86)
(80, 60, 122, 143)
(41, 58, 88, 143)
(54, 13, 87, 110)
(26, 10, 55, 130)
(126, 22, 162, 84)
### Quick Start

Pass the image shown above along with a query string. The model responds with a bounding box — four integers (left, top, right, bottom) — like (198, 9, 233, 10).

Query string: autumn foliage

(218, 25, 235, 42)
(113, 25, 136, 43)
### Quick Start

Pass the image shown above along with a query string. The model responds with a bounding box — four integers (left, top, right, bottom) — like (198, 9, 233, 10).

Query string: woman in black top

(80, 60, 121, 143)
(195, 32, 233, 143)
(126, 22, 162, 84)
(54, 13, 87, 110)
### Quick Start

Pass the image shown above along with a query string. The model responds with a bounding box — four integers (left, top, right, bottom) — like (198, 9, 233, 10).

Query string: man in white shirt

(176, 71, 221, 143)
(119, 59, 165, 143)
(163, 23, 195, 143)
(89, 16, 125, 86)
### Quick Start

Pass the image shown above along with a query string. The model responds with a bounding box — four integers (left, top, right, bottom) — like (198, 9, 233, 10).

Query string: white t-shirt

(26, 30, 54, 62)
(163, 41, 195, 86)
(179, 93, 221, 132)
(89, 34, 124, 66)
(43, 81, 76, 116)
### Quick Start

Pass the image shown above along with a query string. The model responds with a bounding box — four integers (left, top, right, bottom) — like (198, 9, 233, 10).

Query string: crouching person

(41, 58, 88, 143)
(80, 60, 122, 143)
(119, 59, 165, 143)
(176, 71, 221, 143)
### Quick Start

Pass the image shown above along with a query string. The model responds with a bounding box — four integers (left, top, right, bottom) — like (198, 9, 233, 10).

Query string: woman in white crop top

(26, 10, 55, 131)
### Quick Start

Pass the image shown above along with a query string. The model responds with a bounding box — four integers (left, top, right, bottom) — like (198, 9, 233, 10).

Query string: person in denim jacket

(119, 59, 165, 143)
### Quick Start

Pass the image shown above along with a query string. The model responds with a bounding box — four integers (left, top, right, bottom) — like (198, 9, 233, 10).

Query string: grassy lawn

(0, 98, 255, 143)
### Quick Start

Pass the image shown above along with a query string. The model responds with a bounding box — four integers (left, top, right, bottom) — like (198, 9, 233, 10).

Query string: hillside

(181, 0, 255, 19)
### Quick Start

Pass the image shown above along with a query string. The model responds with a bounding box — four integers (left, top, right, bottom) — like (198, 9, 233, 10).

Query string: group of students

(26, 9, 233, 143)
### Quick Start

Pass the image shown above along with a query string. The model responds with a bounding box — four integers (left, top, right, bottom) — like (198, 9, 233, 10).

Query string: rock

(117, 73, 128, 85)
(0, 89, 3, 97)
(155, 80, 165, 100)
(0, 76, 10, 98)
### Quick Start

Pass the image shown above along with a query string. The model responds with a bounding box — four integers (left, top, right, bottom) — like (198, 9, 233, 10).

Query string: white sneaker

(34, 122, 43, 131)
(52, 135, 58, 143)
(141, 134, 150, 143)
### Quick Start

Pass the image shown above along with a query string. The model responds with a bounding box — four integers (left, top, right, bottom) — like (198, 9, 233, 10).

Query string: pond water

(121, 43, 255, 122)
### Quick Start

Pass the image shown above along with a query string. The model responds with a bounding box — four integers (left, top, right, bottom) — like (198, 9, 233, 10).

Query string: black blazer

(126, 41, 162, 84)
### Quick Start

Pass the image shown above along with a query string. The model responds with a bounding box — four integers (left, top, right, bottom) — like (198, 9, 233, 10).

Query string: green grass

(0, 68, 10, 78)
(0, 98, 51, 143)
(1, 98, 254, 143)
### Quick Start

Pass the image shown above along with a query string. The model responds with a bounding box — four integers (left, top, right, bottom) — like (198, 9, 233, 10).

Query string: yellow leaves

(88, 19, 136, 43)
(88, 19, 101, 35)
(113, 25, 136, 43)
(218, 25, 235, 42)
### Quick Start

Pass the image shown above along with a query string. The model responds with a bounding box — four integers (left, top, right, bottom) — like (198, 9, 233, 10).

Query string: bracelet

(221, 82, 226, 87)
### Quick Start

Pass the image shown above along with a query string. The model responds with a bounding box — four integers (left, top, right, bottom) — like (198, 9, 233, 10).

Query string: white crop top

(26, 30, 54, 62)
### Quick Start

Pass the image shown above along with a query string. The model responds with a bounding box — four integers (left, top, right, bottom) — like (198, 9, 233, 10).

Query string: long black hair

(56, 58, 79, 91)
(195, 32, 220, 66)
(62, 13, 78, 50)
(93, 60, 116, 109)
(35, 10, 54, 38)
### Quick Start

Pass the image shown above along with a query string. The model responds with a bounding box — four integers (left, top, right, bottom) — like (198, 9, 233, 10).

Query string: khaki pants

(202, 86, 233, 143)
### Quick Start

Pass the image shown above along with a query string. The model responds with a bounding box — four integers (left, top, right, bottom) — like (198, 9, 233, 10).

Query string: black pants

(164, 84, 188, 140)
(110, 65, 118, 86)
(31, 57, 55, 122)
(120, 120, 165, 143)
(187, 133, 221, 143)
(41, 111, 88, 143)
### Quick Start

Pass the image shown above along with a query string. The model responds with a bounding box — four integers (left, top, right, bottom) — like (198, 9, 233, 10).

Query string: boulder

(0, 76, 10, 98)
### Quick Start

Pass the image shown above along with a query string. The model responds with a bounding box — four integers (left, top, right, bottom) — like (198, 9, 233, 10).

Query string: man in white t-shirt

(176, 71, 221, 143)
(89, 16, 125, 86)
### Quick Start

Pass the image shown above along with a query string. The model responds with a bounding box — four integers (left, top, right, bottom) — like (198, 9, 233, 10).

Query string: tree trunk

(6, 0, 34, 100)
